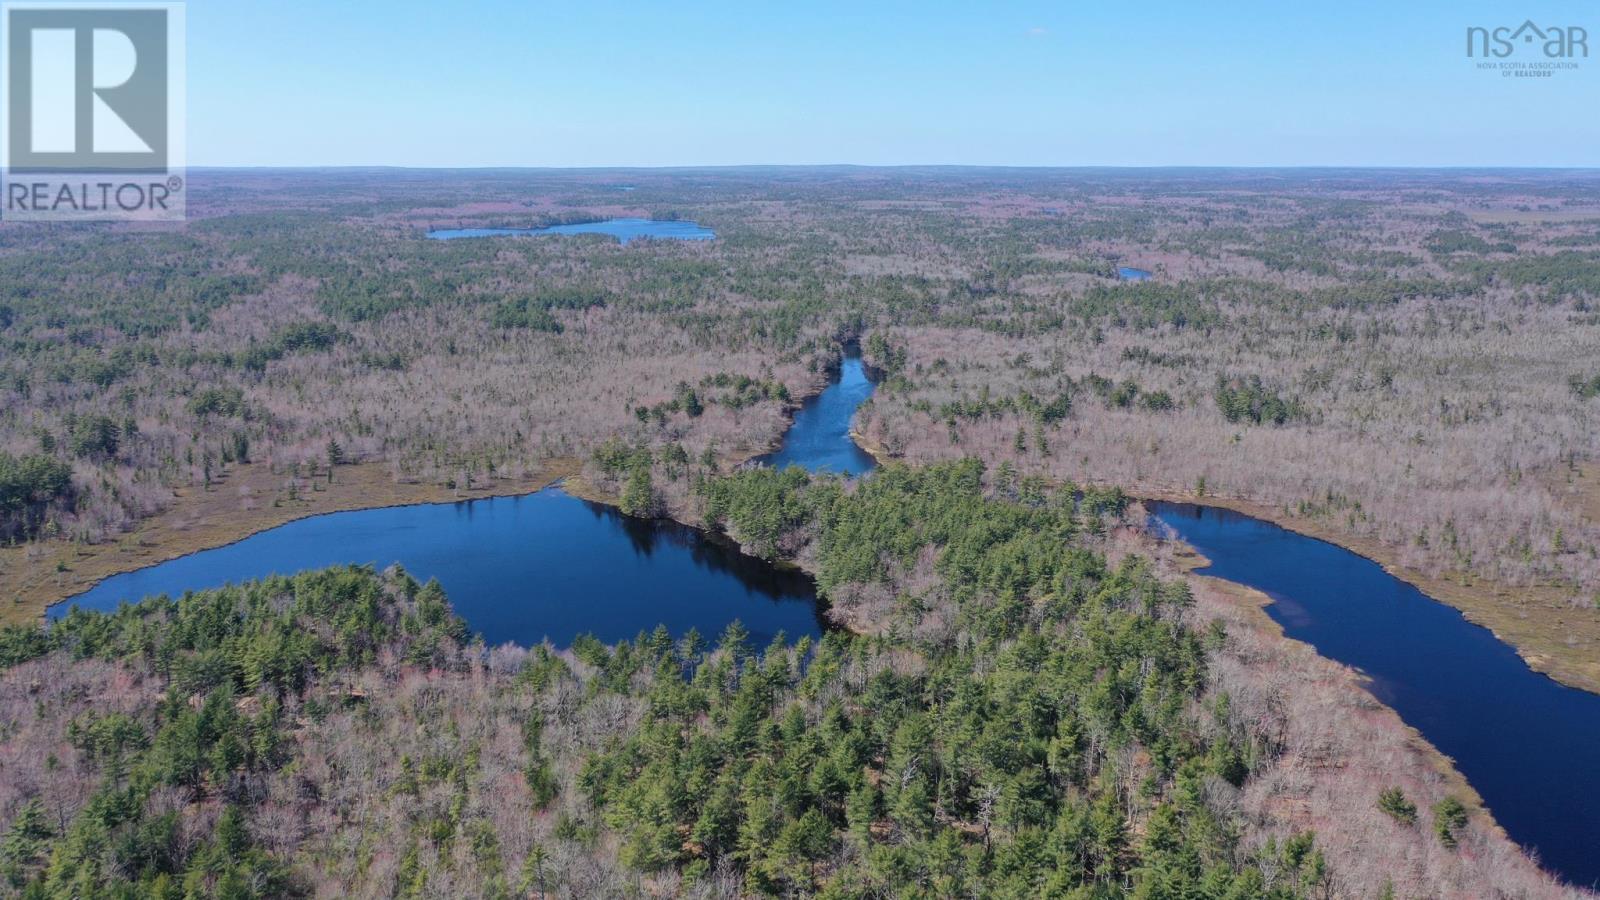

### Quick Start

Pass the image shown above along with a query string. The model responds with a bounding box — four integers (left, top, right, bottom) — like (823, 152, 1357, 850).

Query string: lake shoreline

(777, 431, 1600, 697)
(1131, 487, 1600, 697)
(4, 346, 850, 631)
(1, 459, 581, 627)
(427, 216, 716, 243)
(1148, 497, 1600, 886)
(8, 351, 1580, 891)
(724, 356, 843, 472)
(40, 473, 826, 648)
(1156, 534, 1503, 830)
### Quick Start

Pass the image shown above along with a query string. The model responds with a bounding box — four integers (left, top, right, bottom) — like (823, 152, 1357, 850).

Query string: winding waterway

(44, 330, 1592, 885)
(1150, 502, 1600, 887)
(767, 357, 1600, 885)
(754, 348, 878, 475)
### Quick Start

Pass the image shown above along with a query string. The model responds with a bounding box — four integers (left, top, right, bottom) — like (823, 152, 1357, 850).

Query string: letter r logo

(5, 6, 168, 172)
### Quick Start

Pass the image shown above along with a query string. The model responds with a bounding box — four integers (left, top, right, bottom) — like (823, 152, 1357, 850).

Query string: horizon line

(182, 163, 1600, 173)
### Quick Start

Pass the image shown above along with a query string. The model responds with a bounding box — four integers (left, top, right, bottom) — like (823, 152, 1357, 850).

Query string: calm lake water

(52, 488, 819, 649)
(52, 341, 878, 649)
(1117, 266, 1152, 281)
(754, 349, 878, 476)
(427, 217, 714, 244)
(1149, 501, 1600, 888)
(49, 320, 1591, 886)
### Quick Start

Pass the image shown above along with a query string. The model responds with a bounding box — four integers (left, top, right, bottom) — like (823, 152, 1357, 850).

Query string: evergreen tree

(1433, 796, 1468, 848)
(620, 461, 658, 517)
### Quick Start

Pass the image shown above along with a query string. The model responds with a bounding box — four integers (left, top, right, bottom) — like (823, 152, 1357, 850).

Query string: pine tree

(519, 843, 550, 899)
(846, 780, 880, 848)
(1, 798, 51, 883)
(620, 461, 657, 517)
(1091, 793, 1127, 879)
(1433, 796, 1468, 848)
(1377, 787, 1417, 825)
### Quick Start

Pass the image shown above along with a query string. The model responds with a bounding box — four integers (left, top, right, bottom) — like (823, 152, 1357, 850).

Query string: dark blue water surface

(51, 488, 819, 649)
(427, 217, 713, 244)
(756, 349, 879, 476)
(1117, 266, 1152, 281)
(1149, 501, 1600, 888)
(51, 337, 877, 650)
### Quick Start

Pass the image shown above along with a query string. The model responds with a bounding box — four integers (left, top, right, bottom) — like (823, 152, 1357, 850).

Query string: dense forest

(0, 461, 1548, 898)
(1, 168, 1598, 896)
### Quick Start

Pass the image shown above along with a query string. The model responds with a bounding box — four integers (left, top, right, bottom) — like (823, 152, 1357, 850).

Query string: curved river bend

(1151, 502, 1600, 888)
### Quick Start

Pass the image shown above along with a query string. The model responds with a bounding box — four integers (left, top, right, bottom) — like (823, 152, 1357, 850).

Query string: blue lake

(45, 321, 1593, 888)
(754, 348, 879, 476)
(51, 341, 878, 650)
(1150, 501, 1600, 888)
(427, 217, 713, 244)
(51, 488, 820, 649)
(1117, 266, 1152, 281)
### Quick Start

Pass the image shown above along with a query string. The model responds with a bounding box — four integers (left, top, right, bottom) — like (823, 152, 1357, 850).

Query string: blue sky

(189, 0, 1599, 167)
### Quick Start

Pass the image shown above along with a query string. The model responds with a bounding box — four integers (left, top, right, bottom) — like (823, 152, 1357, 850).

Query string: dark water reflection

(51, 337, 885, 653)
(1150, 501, 1600, 888)
(52, 488, 820, 649)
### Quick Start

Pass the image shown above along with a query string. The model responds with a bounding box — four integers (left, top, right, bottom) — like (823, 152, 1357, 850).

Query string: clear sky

(188, 0, 1599, 167)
